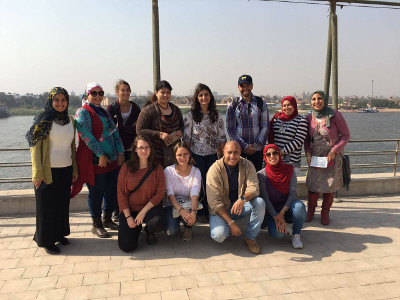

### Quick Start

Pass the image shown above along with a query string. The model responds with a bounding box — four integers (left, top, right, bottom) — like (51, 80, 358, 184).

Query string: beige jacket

(206, 157, 259, 215)
(30, 116, 78, 184)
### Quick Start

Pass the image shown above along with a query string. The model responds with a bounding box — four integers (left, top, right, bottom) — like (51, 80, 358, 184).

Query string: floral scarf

(25, 87, 70, 147)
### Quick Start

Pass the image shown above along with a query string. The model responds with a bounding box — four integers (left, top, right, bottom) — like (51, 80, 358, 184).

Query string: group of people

(27, 74, 350, 255)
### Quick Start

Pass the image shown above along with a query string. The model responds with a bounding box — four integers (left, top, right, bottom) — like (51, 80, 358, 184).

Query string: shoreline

(7, 106, 400, 116)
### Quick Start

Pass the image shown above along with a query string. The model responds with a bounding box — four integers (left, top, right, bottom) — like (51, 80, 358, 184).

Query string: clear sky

(1, 0, 399, 97)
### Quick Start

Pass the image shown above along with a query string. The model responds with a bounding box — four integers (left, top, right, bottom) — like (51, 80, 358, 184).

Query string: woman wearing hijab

(304, 90, 350, 225)
(136, 80, 184, 167)
(26, 87, 78, 254)
(72, 82, 125, 238)
(268, 96, 308, 173)
(257, 144, 306, 249)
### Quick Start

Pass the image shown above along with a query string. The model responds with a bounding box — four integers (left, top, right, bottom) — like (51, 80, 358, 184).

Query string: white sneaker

(291, 234, 303, 249)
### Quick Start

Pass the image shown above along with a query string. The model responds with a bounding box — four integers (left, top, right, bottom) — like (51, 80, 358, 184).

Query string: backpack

(232, 96, 264, 129)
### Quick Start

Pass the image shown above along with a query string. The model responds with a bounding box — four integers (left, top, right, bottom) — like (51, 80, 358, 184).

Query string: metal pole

(331, 1, 338, 111)
(371, 79, 374, 98)
(324, 15, 332, 101)
(152, 0, 161, 90)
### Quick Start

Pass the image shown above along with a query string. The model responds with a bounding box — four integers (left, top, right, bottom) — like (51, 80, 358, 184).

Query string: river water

(1, 112, 399, 190)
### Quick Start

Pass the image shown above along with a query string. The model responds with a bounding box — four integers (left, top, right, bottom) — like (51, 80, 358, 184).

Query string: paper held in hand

(310, 156, 328, 168)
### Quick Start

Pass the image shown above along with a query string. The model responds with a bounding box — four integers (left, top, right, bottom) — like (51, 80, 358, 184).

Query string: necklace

(175, 164, 191, 177)
(278, 121, 288, 134)
(159, 103, 169, 110)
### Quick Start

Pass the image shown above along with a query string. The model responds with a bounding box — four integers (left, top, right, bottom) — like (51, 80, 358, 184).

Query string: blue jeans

(264, 200, 306, 238)
(192, 153, 218, 217)
(164, 206, 195, 236)
(87, 169, 119, 218)
(209, 197, 265, 243)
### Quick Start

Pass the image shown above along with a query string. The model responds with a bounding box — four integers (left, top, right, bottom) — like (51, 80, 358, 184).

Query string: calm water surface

(1, 112, 399, 190)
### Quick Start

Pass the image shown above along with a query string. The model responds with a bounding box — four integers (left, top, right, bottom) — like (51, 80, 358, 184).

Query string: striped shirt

(271, 115, 308, 166)
(226, 95, 269, 151)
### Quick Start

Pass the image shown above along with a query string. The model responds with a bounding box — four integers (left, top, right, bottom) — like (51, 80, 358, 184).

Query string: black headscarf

(25, 87, 70, 147)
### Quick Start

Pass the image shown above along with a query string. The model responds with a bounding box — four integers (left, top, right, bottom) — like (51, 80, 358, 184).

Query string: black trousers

(118, 205, 166, 252)
(34, 166, 72, 247)
(242, 150, 263, 171)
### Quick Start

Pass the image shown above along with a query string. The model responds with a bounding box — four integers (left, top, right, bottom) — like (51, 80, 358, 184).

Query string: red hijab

(268, 96, 299, 144)
(263, 144, 294, 194)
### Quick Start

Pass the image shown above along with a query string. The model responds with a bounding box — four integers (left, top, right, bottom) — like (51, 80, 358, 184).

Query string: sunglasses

(265, 151, 278, 157)
(90, 91, 104, 97)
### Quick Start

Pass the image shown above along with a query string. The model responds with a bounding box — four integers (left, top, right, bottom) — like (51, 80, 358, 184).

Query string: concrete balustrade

(1, 173, 399, 216)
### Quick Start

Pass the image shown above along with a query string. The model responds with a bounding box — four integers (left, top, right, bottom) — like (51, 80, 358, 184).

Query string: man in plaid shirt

(226, 75, 269, 171)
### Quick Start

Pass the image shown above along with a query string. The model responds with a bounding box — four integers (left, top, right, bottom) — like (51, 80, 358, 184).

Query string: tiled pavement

(0, 195, 399, 300)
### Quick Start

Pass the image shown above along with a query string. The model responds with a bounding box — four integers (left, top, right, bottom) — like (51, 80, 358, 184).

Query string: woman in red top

(117, 135, 166, 252)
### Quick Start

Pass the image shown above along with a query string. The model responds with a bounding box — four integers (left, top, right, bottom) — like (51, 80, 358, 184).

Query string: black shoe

(58, 237, 70, 245)
(45, 244, 60, 255)
(197, 215, 209, 224)
(92, 217, 111, 238)
(102, 212, 119, 230)
(112, 213, 119, 223)
(146, 232, 157, 245)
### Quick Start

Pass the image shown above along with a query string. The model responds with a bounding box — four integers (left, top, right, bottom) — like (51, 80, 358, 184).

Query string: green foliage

(371, 99, 400, 108)
(0, 92, 17, 107)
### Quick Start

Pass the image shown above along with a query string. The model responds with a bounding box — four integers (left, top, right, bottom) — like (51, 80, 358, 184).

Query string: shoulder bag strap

(130, 168, 154, 195)
(189, 114, 194, 147)
(188, 166, 196, 197)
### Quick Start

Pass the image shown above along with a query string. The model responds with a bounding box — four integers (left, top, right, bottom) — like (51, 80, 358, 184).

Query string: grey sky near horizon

(1, 0, 399, 98)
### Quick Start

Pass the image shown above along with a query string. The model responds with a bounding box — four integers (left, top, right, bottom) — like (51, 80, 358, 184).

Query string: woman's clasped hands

(274, 211, 288, 234)
(126, 210, 147, 229)
(180, 208, 196, 226)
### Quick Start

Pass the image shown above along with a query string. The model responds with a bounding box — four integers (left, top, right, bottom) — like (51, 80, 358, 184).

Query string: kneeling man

(206, 141, 265, 254)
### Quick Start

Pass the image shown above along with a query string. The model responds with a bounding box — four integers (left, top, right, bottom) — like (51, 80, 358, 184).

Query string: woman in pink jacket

(304, 90, 350, 225)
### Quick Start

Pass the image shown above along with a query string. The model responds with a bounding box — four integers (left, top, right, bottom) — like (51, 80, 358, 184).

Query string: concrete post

(152, 0, 161, 90)
(331, 1, 338, 111)
(324, 15, 332, 102)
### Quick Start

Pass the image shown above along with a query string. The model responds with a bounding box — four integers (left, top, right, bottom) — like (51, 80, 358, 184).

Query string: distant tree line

(0, 92, 151, 109)
(355, 99, 400, 109)
(0, 92, 82, 109)
(370, 99, 400, 108)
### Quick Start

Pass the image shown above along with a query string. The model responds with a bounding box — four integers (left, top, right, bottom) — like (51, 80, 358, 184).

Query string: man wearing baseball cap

(226, 75, 269, 171)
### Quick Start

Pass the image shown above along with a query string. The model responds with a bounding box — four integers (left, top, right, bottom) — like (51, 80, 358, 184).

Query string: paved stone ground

(0, 195, 399, 300)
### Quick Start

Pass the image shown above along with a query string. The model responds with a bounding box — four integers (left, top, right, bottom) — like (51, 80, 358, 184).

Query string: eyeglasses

(90, 91, 105, 97)
(265, 151, 278, 157)
(136, 146, 150, 151)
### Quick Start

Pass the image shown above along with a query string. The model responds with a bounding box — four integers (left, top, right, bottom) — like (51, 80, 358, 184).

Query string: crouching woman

(257, 144, 306, 249)
(117, 136, 166, 252)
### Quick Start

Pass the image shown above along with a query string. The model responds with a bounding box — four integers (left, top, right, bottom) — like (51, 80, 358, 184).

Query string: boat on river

(357, 107, 379, 113)
(0, 103, 10, 118)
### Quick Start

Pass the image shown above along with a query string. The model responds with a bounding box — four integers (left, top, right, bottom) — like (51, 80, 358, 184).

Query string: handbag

(172, 167, 203, 218)
(342, 155, 351, 190)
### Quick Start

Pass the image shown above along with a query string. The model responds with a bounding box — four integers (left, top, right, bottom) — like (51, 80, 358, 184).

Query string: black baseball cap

(238, 75, 253, 85)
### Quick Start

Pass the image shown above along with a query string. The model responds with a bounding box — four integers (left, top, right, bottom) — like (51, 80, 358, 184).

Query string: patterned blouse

(183, 111, 227, 156)
(75, 107, 124, 161)
(163, 164, 202, 207)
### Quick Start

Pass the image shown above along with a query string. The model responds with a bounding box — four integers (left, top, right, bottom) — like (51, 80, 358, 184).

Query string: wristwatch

(240, 196, 246, 203)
